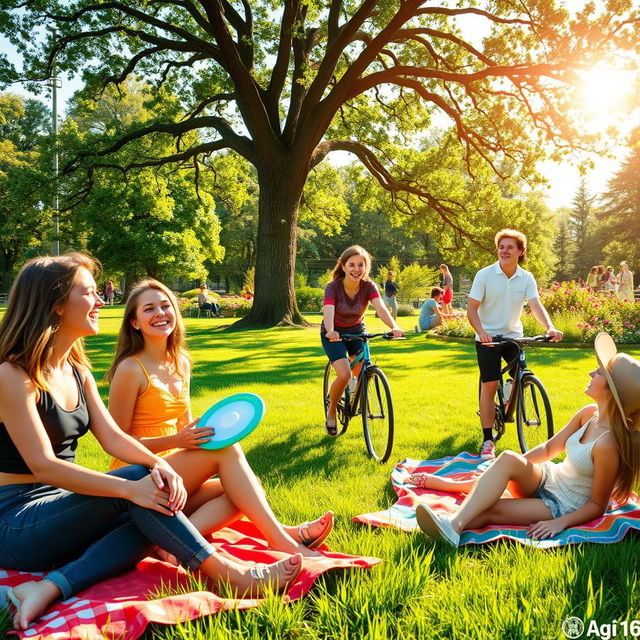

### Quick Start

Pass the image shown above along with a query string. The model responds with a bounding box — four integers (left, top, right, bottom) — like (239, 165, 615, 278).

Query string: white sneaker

(416, 503, 460, 547)
(480, 439, 495, 460)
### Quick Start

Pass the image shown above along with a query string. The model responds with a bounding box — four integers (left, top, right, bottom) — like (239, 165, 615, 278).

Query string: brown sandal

(297, 511, 334, 548)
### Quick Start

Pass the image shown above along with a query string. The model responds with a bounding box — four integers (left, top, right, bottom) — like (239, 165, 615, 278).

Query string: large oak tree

(2, 0, 637, 325)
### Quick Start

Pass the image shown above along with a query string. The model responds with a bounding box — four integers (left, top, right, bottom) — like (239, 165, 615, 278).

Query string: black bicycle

(323, 332, 397, 463)
(480, 335, 554, 452)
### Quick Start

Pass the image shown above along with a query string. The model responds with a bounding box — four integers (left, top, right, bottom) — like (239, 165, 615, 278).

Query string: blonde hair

(494, 229, 527, 264)
(105, 279, 190, 382)
(0, 253, 96, 390)
(607, 392, 640, 503)
(331, 246, 373, 281)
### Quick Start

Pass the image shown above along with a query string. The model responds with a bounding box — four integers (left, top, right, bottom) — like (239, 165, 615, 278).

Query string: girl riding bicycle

(410, 333, 640, 546)
(322, 246, 403, 436)
(107, 278, 334, 562)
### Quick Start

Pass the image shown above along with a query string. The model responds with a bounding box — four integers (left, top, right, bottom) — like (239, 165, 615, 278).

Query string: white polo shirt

(468, 262, 539, 339)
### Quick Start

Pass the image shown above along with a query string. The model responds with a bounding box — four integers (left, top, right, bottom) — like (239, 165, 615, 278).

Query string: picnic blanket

(1, 519, 381, 640)
(354, 453, 640, 548)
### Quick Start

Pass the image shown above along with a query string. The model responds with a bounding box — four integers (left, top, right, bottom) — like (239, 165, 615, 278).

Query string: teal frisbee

(197, 393, 265, 450)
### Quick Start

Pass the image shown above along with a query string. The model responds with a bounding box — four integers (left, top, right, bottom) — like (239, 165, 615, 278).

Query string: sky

(1, 3, 638, 212)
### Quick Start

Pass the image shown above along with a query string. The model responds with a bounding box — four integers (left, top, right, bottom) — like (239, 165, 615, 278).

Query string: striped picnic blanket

(1, 519, 381, 640)
(354, 453, 640, 548)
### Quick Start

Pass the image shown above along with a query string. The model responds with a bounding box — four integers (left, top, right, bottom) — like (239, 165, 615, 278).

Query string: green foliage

(0, 92, 51, 289)
(396, 304, 415, 317)
(243, 267, 255, 292)
(218, 296, 252, 317)
(295, 285, 324, 312)
(377, 258, 439, 304)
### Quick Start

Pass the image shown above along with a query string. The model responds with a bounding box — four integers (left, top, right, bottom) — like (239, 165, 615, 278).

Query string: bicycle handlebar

(487, 334, 552, 346)
(334, 332, 404, 341)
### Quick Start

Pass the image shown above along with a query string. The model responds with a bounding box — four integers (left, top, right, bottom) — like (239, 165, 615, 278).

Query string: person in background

(439, 264, 454, 316)
(104, 280, 115, 306)
(197, 284, 221, 317)
(603, 267, 617, 294)
(383, 271, 399, 319)
(418, 287, 445, 331)
(617, 262, 634, 301)
(586, 267, 598, 292)
(466, 229, 563, 461)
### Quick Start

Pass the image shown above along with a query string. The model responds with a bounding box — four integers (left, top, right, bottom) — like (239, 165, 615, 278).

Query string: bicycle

(323, 332, 398, 463)
(479, 334, 554, 452)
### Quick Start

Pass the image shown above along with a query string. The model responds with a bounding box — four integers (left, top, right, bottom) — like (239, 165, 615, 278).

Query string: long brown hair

(0, 253, 96, 390)
(608, 392, 640, 503)
(330, 245, 373, 281)
(105, 278, 190, 382)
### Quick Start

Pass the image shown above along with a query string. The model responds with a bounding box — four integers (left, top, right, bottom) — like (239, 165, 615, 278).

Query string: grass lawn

(3, 306, 640, 639)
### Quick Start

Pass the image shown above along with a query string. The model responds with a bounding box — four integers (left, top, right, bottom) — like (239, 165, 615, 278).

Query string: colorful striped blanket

(354, 453, 640, 548)
(1, 519, 381, 640)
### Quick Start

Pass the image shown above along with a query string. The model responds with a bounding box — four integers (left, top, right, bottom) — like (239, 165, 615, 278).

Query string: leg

(479, 380, 499, 431)
(408, 473, 477, 494)
(327, 358, 350, 425)
(164, 446, 322, 557)
(450, 451, 543, 532)
(464, 498, 552, 529)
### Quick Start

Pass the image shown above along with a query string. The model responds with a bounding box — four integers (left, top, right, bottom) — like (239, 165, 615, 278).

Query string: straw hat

(594, 333, 640, 428)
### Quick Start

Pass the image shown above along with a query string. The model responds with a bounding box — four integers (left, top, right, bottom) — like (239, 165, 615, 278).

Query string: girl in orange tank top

(107, 279, 335, 560)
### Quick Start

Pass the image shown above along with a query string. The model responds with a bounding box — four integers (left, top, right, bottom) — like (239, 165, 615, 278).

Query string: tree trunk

(234, 164, 307, 328)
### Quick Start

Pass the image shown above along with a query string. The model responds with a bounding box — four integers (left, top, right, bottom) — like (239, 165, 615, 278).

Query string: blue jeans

(0, 465, 215, 599)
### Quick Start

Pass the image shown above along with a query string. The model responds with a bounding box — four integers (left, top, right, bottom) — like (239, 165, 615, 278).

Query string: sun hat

(594, 333, 640, 428)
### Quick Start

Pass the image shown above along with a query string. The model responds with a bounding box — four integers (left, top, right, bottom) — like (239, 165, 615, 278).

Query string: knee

(496, 450, 525, 469)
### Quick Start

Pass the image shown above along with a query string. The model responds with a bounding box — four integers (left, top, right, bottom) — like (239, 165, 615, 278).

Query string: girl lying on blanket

(106, 278, 333, 564)
(0, 255, 308, 632)
(409, 332, 640, 547)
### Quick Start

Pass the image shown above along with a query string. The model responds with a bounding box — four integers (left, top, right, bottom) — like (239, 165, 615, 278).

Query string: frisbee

(197, 393, 265, 450)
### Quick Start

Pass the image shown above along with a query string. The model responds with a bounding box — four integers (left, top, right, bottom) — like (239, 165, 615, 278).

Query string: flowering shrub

(434, 281, 640, 344)
(218, 296, 252, 317)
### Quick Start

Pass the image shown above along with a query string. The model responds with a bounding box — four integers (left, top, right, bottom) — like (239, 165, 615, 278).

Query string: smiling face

(342, 254, 368, 284)
(132, 288, 177, 339)
(585, 366, 612, 402)
(497, 237, 524, 268)
(56, 266, 104, 339)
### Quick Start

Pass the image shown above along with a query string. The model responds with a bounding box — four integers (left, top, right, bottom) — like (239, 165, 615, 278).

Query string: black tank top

(0, 366, 91, 474)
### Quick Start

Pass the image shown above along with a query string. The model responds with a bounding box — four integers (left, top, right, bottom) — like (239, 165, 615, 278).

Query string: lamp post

(51, 28, 61, 256)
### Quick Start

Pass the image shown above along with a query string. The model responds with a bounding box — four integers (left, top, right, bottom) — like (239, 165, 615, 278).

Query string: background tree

(569, 178, 600, 278)
(599, 129, 640, 269)
(62, 82, 225, 288)
(0, 93, 51, 290)
(3, 1, 636, 325)
(552, 207, 575, 282)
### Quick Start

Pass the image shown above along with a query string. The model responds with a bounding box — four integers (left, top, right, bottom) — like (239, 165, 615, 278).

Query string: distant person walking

(104, 280, 115, 306)
(617, 262, 634, 301)
(383, 271, 399, 319)
(439, 264, 454, 315)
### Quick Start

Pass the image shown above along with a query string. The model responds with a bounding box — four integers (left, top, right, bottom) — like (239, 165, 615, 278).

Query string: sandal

(407, 473, 433, 488)
(248, 556, 302, 594)
(0, 585, 19, 617)
(297, 511, 334, 548)
(325, 418, 338, 437)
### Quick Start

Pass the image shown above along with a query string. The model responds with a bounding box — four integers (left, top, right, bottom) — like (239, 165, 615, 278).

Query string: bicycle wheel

(516, 374, 553, 452)
(323, 361, 349, 435)
(361, 365, 394, 462)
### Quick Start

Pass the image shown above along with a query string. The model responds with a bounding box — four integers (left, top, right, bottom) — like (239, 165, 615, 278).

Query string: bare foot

(11, 580, 61, 630)
(156, 548, 180, 566)
(408, 473, 434, 488)
(286, 511, 334, 548)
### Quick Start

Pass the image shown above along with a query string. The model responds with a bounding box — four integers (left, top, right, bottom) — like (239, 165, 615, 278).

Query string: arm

(528, 298, 563, 342)
(527, 434, 619, 539)
(0, 363, 185, 514)
(322, 303, 340, 342)
(370, 296, 404, 337)
(466, 297, 492, 344)
(523, 405, 597, 464)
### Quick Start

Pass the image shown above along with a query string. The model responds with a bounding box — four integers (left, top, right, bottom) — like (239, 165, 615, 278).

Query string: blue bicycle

(323, 332, 396, 463)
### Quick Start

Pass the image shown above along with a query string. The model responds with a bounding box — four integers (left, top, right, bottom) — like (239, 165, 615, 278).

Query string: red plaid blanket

(1, 519, 381, 639)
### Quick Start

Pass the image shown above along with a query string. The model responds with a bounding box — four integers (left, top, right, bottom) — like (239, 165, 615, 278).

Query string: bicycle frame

(343, 340, 372, 418)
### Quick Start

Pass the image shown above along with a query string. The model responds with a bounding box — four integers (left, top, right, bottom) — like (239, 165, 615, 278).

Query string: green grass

(3, 307, 640, 639)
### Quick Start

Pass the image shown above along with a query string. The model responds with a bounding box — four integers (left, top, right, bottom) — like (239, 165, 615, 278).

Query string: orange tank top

(109, 357, 190, 470)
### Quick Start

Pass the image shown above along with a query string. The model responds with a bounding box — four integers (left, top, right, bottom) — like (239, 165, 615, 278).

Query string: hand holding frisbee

(196, 392, 265, 450)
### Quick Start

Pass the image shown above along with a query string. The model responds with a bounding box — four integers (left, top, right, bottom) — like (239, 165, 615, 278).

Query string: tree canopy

(2, 0, 637, 324)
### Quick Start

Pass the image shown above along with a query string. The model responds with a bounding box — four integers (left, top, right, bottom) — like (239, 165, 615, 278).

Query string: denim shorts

(531, 463, 564, 519)
(321, 325, 365, 363)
